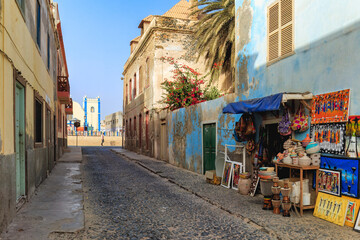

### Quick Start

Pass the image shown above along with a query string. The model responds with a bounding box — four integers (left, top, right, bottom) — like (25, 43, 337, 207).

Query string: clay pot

(238, 178, 251, 195)
(302, 134, 311, 147)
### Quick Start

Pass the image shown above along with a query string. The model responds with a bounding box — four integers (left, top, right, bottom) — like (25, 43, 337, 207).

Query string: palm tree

(191, 0, 235, 82)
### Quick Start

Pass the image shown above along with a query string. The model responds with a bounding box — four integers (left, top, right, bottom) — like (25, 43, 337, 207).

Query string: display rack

(275, 163, 319, 216)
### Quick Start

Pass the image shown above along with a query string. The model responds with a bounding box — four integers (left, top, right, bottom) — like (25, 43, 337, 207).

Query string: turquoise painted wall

(168, 94, 241, 175)
(235, 0, 360, 115)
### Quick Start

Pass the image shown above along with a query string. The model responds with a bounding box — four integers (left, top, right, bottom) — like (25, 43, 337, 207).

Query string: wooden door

(46, 109, 51, 171)
(15, 82, 26, 200)
(203, 123, 216, 174)
(139, 114, 142, 149)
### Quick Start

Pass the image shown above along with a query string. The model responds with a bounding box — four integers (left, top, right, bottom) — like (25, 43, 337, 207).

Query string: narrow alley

(81, 147, 272, 239)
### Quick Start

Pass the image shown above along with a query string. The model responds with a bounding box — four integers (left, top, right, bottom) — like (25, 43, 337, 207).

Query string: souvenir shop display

(291, 104, 309, 132)
(342, 196, 360, 228)
(238, 172, 251, 195)
(271, 177, 281, 214)
(221, 161, 233, 188)
(314, 192, 348, 226)
(345, 200, 357, 226)
(311, 89, 350, 124)
(345, 116, 360, 158)
(260, 178, 273, 210)
(231, 162, 242, 190)
(278, 108, 292, 136)
(318, 168, 342, 196)
(310, 123, 346, 155)
(249, 168, 260, 197)
(281, 179, 291, 217)
(321, 156, 360, 198)
(234, 113, 256, 142)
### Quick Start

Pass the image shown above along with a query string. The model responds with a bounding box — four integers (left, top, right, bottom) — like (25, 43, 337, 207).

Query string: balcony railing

(57, 76, 70, 104)
(65, 98, 73, 115)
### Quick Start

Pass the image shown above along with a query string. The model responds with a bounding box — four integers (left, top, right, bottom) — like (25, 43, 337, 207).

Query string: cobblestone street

(82, 147, 272, 239)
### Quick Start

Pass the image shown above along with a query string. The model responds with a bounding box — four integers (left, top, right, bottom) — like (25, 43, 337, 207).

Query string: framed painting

(321, 156, 360, 198)
(249, 168, 259, 197)
(310, 123, 346, 155)
(318, 168, 341, 196)
(311, 89, 350, 124)
(221, 161, 233, 188)
(345, 116, 360, 158)
(346, 201, 357, 225)
(231, 162, 242, 190)
(314, 192, 347, 226)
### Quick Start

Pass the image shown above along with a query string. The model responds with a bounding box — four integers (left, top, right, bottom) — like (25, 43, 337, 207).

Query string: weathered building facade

(105, 111, 123, 135)
(123, 0, 205, 159)
(0, 0, 70, 233)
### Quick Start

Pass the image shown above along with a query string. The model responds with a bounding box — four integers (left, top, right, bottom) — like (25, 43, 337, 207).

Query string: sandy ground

(68, 136, 122, 146)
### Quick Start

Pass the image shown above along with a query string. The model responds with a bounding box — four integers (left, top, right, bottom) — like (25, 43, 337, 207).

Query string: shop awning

(223, 92, 313, 114)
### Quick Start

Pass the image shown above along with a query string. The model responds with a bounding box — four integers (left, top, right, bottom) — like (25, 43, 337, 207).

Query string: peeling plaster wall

(168, 94, 242, 175)
(235, 0, 360, 115)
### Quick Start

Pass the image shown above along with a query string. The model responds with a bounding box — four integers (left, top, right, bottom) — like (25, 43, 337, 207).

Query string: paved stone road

(82, 147, 273, 240)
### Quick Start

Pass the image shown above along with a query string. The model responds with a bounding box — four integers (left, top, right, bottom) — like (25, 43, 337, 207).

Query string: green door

(15, 82, 26, 200)
(203, 123, 216, 174)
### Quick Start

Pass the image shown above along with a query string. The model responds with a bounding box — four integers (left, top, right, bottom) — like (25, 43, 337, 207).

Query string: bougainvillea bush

(160, 57, 222, 111)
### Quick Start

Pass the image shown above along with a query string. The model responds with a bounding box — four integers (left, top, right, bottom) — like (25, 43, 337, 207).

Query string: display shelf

(275, 163, 319, 216)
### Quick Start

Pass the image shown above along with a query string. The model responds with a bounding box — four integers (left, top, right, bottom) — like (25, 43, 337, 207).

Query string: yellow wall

(0, 0, 55, 154)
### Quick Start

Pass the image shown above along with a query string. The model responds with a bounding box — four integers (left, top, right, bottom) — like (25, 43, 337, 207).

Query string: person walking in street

(101, 132, 105, 146)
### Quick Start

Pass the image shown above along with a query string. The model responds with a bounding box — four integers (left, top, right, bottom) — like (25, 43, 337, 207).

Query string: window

(133, 73, 137, 98)
(145, 58, 150, 88)
(139, 66, 143, 93)
(125, 83, 128, 105)
(35, 98, 43, 143)
(47, 34, 50, 69)
(36, 0, 41, 48)
(90, 106, 95, 113)
(16, 0, 25, 14)
(267, 0, 293, 63)
(129, 79, 132, 101)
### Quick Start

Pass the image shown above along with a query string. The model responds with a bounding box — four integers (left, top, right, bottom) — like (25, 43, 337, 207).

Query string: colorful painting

(321, 156, 360, 198)
(345, 116, 360, 158)
(221, 161, 233, 188)
(311, 123, 346, 155)
(311, 89, 350, 124)
(346, 201, 357, 224)
(231, 162, 242, 190)
(318, 168, 341, 196)
(249, 168, 259, 197)
(314, 192, 348, 226)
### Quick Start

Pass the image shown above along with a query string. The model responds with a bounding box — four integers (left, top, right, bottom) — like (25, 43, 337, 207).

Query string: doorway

(160, 120, 167, 161)
(46, 109, 51, 172)
(15, 82, 26, 201)
(203, 123, 216, 174)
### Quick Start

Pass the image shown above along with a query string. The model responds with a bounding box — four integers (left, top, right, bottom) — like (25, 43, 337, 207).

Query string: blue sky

(58, 0, 181, 119)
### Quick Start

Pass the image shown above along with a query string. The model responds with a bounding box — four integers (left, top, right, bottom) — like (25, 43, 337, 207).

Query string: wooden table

(275, 163, 319, 216)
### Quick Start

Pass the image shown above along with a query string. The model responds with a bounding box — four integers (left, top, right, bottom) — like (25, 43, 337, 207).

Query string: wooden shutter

(268, 2, 279, 62)
(280, 0, 293, 56)
(267, 0, 293, 63)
